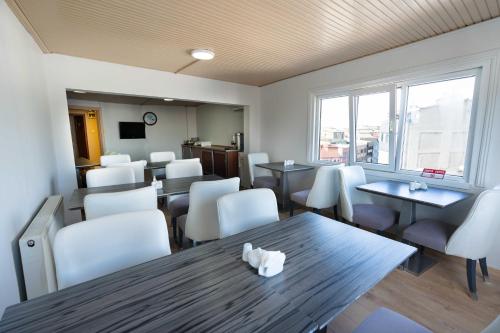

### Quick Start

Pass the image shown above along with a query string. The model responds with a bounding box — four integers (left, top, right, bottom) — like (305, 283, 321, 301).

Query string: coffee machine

(232, 132, 244, 152)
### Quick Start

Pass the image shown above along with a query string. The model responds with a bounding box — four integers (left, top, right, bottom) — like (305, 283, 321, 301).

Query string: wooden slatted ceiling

(7, 0, 500, 86)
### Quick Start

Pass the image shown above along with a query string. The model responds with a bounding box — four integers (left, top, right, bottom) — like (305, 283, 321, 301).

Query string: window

(310, 67, 482, 184)
(318, 96, 350, 163)
(400, 76, 476, 177)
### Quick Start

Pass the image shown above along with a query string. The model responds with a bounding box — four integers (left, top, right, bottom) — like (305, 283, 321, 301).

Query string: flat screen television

(119, 122, 145, 139)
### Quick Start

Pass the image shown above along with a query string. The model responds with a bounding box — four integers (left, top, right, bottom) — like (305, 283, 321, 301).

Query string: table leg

(80, 208, 86, 221)
(400, 201, 436, 275)
(280, 172, 289, 210)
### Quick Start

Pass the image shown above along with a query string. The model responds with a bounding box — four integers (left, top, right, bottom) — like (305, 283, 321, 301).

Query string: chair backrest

(217, 189, 279, 238)
(150, 151, 176, 163)
(84, 186, 157, 220)
(173, 158, 200, 163)
(338, 165, 373, 222)
(306, 165, 343, 209)
(100, 154, 131, 167)
(185, 177, 240, 241)
(165, 161, 203, 179)
(445, 189, 500, 259)
(53, 210, 170, 289)
(247, 153, 272, 185)
(107, 160, 147, 182)
(86, 167, 135, 188)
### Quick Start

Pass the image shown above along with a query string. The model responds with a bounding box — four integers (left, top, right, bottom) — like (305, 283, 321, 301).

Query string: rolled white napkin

(243, 245, 286, 277)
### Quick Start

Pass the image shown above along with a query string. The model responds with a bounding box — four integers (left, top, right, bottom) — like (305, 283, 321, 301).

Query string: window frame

(307, 54, 494, 189)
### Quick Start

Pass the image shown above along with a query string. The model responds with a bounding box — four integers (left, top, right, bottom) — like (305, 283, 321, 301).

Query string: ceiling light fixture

(190, 49, 215, 60)
(163, 98, 174, 102)
(73, 90, 86, 94)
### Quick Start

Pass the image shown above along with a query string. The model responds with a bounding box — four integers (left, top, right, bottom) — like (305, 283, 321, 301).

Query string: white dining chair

(247, 152, 278, 189)
(403, 188, 500, 300)
(107, 160, 147, 182)
(150, 151, 176, 163)
(289, 165, 342, 218)
(217, 188, 279, 238)
(150, 152, 176, 178)
(84, 186, 157, 220)
(339, 165, 399, 232)
(178, 177, 240, 246)
(100, 154, 131, 167)
(53, 210, 171, 289)
(86, 167, 135, 188)
(165, 160, 203, 243)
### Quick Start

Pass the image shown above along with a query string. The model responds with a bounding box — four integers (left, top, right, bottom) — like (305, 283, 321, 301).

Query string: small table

(68, 175, 223, 218)
(356, 180, 470, 274)
(144, 161, 171, 170)
(255, 162, 314, 209)
(0, 213, 415, 332)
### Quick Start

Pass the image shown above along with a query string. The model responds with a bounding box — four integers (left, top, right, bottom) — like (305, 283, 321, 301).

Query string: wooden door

(73, 115, 89, 159)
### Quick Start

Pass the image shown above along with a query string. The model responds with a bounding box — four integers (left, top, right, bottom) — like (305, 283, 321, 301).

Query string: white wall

(68, 99, 195, 160)
(0, 0, 56, 316)
(261, 18, 500, 268)
(196, 104, 244, 145)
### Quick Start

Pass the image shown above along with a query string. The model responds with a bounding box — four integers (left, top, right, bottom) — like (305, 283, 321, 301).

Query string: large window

(311, 68, 481, 184)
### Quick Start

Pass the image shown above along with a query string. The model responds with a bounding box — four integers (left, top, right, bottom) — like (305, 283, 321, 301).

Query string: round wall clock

(143, 112, 157, 126)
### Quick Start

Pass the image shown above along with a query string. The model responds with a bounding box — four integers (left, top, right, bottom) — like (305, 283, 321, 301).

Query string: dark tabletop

(255, 162, 314, 173)
(356, 180, 471, 208)
(68, 175, 223, 210)
(0, 212, 415, 332)
(145, 161, 172, 170)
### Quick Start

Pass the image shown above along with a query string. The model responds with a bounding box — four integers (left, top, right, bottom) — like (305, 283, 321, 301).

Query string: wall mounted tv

(119, 122, 146, 139)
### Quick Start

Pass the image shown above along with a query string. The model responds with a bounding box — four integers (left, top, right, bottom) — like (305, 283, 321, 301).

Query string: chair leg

(171, 217, 177, 243)
(466, 259, 478, 300)
(289, 201, 294, 217)
(333, 205, 338, 220)
(479, 258, 489, 282)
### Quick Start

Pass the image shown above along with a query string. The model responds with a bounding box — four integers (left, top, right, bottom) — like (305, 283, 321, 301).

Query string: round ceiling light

(73, 90, 86, 94)
(163, 98, 174, 102)
(191, 49, 215, 60)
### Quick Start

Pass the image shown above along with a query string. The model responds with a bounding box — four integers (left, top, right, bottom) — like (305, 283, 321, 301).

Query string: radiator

(19, 195, 64, 299)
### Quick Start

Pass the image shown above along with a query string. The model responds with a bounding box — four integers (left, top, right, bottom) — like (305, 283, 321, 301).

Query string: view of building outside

(401, 76, 475, 176)
(318, 76, 475, 177)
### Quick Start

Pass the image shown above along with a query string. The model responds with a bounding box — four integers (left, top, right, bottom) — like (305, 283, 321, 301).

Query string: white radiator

(19, 195, 64, 299)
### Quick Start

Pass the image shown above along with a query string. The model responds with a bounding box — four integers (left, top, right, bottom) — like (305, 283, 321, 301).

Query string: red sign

(421, 168, 446, 179)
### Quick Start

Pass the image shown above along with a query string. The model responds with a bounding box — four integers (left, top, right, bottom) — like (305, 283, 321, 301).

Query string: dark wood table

(145, 161, 171, 170)
(0, 212, 415, 333)
(68, 175, 223, 215)
(356, 180, 470, 274)
(255, 162, 314, 210)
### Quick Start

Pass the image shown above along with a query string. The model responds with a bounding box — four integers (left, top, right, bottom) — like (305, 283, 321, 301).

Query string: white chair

(150, 151, 176, 163)
(150, 152, 176, 179)
(247, 153, 278, 189)
(107, 160, 147, 182)
(53, 210, 170, 289)
(84, 186, 157, 220)
(86, 167, 135, 188)
(165, 160, 203, 243)
(404, 188, 500, 299)
(217, 189, 279, 238)
(100, 154, 131, 167)
(339, 166, 399, 232)
(178, 177, 240, 246)
(289, 165, 342, 218)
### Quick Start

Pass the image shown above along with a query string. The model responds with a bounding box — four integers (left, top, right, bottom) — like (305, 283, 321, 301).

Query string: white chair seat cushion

(403, 219, 457, 253)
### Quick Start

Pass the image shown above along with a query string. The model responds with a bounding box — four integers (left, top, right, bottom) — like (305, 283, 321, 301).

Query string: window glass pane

(355, 91, 391, 164)
(401, 76, 476, 176)
(319, 96, 350, 163)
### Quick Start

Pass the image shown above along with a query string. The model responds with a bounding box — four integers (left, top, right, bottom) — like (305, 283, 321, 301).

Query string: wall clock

(143, 112, 157, 126)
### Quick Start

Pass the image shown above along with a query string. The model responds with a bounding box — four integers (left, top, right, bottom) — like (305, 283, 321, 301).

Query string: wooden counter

(182, 144, 239, 178)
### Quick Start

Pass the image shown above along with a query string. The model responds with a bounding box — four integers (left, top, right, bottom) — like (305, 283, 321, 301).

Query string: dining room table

(68, 174, 223, 219)
(0, 212, 416, 333)
(356, 180, 471, 274)
(255, 162, 314, 210)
